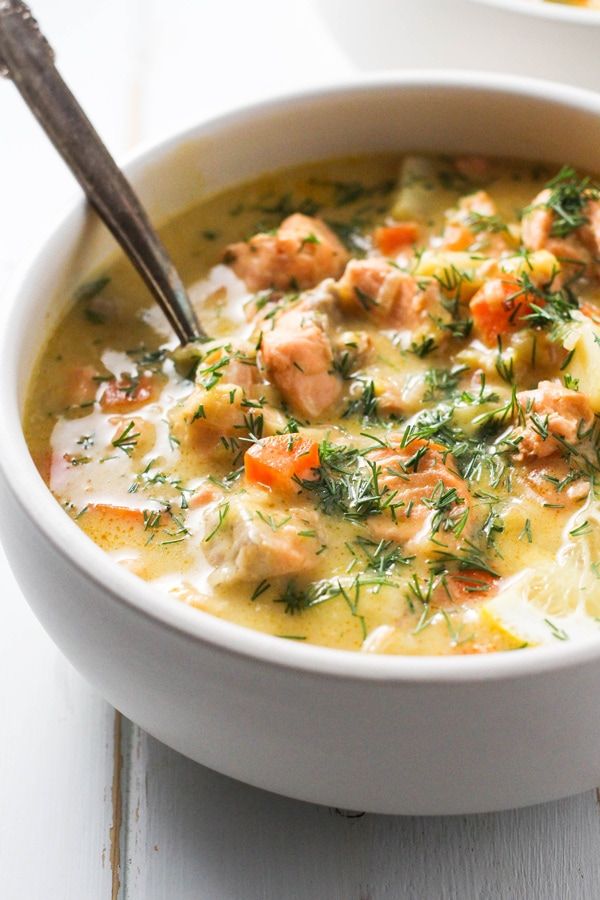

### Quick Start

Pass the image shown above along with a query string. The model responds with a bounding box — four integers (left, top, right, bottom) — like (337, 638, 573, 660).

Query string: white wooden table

(1, 3, 600, 897)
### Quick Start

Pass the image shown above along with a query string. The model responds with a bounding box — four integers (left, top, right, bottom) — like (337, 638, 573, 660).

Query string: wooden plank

(0, 550, 117, 900)
(118, 723, 600, 900)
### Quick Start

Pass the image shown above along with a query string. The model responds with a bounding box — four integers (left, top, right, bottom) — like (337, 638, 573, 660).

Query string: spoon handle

(0, 0, 204, 345)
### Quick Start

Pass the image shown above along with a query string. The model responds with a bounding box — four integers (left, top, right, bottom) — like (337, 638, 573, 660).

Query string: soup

(24, 154, 600, 655)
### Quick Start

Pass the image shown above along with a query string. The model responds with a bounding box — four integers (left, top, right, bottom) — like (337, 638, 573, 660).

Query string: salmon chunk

(365, 438, 470, 550)
(515, 380, 594, 460)
(204, 497, 323, 585)
(458, 191, 497, 218)
(169, 343, 285, 450)
(521, 188, 597, 281)
(261, 303, 342, 419)
(469, 277, 537, 345)
(334, 259, 444, 330)
(224, 214, 349, 292)
(442, 191, 514, 255)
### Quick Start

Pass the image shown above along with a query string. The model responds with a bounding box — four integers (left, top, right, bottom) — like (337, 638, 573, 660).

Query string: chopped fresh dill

(544, 618, 569, 641)
(74, 275, 110, 303)
(296, 441, 403, 523)
(569, 520, 592, 538)
(541, 166, 599, 238)
(519, 518, 533, 543)
(112, 421, 140, 457)
(251, 580, 271, 601)
(203, 502, 230, 542)
(423, 365, 469, 402)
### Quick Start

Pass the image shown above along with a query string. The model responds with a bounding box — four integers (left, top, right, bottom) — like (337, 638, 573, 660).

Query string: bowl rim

(4, 68, 600, 685)
(470, 0, 600, 25)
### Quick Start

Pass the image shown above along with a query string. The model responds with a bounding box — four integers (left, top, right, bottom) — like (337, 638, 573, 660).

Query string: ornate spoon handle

(0, 0, 205, 345)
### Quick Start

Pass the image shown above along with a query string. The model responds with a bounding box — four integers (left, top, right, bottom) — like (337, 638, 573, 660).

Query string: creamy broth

(24, 154, 600, 654)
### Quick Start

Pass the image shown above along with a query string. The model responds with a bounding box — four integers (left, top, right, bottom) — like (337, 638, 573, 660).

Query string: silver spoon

(0, 0, 204, 345)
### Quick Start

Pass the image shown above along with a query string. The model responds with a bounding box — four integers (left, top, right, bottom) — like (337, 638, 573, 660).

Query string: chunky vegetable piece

(515, 381, 594, 460)
(25, 153, 600, 656)
(245, 435, 319, 493)
(470, 277, 538, 345)
(373, 222, 419, 256)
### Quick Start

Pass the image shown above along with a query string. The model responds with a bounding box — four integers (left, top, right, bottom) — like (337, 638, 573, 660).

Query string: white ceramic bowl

(316, 0, 600, 91)
(473, 0, 600, 26)
(3, 72, 600, 815)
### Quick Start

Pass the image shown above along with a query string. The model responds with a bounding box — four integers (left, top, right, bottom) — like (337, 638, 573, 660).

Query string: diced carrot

(374, 222, 419, 256)
(244, 435, 320, 493)
(580, 301, 600, 325)
(81, 503, 168, 532)
(432, 568, 498, 609)
(86, 503, 146, 524)
(470, 278, 538, 345)
(441, 222, 474, 252)
(447, 569, 497, 601)
(65, 365, 99, 406)
(100, 373, 158, 412)
(188, 485, 220, 508)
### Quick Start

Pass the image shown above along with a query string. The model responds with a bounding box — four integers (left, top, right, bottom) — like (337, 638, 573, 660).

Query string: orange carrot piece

(580, 301, 600, 325)
(86, 503, 147, 524)
(470, 277, 538, 345)
(245, 435, 320, 493)
(100, 373, 158, 412)
(448, 569, 497, 601)
(441, 222, 475, 252)
(65, 365, 99, 406)
(374, 222, 419, 256)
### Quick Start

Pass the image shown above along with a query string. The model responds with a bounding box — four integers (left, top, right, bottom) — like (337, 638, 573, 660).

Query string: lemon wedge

(482, 570, 600, 647)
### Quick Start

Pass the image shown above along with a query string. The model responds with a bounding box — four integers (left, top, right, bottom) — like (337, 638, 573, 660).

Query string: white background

(2, 2, 600, 898)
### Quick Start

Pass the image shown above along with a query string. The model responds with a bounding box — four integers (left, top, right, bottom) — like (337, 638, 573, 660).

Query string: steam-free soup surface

(25, 154, 600, 654)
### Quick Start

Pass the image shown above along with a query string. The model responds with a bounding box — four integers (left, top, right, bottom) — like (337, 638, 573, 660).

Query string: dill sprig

(296, 441, 403, 523)
(112, 421, 140, 456)
(465, 211, 509, 234)
(354, 536, 413, 575)
(423, 365, 469, 402)
(430, 538, 500, 579)
(542, 166, 599, 238)
(421, 480, 467, 536)
(276, 574, 395, 621)
(514, 272, 580, 334)
(342, 378, 379, 421)
(400, 403, 516, 489)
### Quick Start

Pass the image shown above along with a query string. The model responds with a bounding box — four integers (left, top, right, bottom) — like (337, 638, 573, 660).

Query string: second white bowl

(316, 0, 600, 91)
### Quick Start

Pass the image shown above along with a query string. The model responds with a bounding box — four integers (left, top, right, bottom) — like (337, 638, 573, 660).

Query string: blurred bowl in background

(316, 0, 600, 90)
(474, 0, 600, 26)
